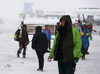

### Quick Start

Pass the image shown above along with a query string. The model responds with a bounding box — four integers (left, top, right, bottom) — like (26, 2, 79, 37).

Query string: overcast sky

(0, 0, 100, 19)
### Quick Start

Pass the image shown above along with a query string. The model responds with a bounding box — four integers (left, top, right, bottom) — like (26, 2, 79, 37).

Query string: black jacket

(57, 26, 66, 58)
(32, 26, 48, 53)
(18, 29, 29, 48)
(54, 15, 75, 63)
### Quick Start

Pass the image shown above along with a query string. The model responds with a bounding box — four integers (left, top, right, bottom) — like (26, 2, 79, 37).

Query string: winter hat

(82, 22, 86, 26)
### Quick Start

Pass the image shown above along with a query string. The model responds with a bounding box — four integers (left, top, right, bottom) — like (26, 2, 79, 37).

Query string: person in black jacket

(55, 22, 60, 35)
(16, 25, 29, 58)
(32, 26, 48, 72)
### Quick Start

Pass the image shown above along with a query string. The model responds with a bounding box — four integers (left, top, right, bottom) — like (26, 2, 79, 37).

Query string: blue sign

(24, 3, 33, 14)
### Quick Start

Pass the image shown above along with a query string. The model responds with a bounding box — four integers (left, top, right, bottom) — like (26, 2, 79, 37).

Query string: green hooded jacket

(49, 15, 82, 62)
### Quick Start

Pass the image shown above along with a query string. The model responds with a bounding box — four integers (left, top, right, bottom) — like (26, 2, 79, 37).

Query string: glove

(81, 36, 84, 38)
(74, 57, 78, 62)
(80, 32, 84, 35)
(86, 33, 90, 36)
(26, 41, 29, 45)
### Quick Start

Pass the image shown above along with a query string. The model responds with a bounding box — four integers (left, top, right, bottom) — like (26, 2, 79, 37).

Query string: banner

(24, 3, 33, 14)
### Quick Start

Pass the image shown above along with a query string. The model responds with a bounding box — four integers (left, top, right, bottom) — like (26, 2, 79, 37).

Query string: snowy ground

(0, 23, 100, 74)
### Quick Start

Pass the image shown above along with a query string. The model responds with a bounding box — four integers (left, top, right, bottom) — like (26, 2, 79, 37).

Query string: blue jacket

(43, 28, 51, 40)
(78, 28, 90, 48)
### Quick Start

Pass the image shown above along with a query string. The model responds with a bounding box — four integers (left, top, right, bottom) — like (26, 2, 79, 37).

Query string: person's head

(81, 22, 86, 28)
(35, 26, 42, 33)
(82, 24, 85, 28)
(60, 15, 72, 29)
(61, 19, 65, 27)
(56, 22, 60, 26)
(22, 25, 27, 30)
(89, 22, 91, 24)
(45, 25, 48, 28)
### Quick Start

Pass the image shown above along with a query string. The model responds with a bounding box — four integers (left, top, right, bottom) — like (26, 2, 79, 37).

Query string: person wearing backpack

(32, 26, 48, 72)
(78, 23, 90, 59)
(14, 25, 29, 58)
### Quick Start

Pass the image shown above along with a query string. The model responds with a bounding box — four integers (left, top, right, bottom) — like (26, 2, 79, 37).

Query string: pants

(90, 31, 92, 39)
(90, 35, 92, 39)
(36, 52, 45, 69)
(86, 46, 89, 53)
(18, 39, 27, 55)
(48, 40, 51, 49)
(17, 47, 26, 55)
(58, 58, 76, 74)
(81, 45, 87, 57)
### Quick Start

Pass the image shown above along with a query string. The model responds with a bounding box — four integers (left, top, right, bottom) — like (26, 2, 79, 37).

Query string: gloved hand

(74, 57, 78, 62)
(86, 33, 90, 36)
(94, 30, 96, 32)
(26, 41, 29, 45)
(80, 32, 84, 35)
(81, 36, 84, 38)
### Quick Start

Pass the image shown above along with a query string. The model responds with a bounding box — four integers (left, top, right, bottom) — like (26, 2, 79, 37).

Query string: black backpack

(14, 29, 20, 41)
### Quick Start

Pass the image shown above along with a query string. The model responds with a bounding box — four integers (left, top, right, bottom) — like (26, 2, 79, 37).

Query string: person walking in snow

(14, 24, 29, 58)
(78, 23, 91, 59)
(32, 26, 48, 72)
(43, 25, 51, 49)
(48, 15, 82, 74)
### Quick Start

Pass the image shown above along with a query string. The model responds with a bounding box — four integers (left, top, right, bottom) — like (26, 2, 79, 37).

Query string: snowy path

(0, 33, 58, 74)
(0, 27, 100, 74)
(75, 35, 100, 74)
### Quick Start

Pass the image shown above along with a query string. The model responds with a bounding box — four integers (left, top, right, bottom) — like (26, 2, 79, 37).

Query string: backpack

(14, 29, 20, 41)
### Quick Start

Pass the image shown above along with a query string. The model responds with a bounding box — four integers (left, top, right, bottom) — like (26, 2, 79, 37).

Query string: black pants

(18, 40, 27, 55)
(81, 45, 87, 57)
(17, 47, 26, 55)
(48, 40, 51, 49)
(58, 58, 76, 74)
(36, 52, 45, 69)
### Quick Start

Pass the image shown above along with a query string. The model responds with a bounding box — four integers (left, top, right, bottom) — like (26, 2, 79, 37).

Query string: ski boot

(82, 56, 85, 60)
(17, 53, 19, 58)
(86, 52, 89, 55)
(89, 38, 93, 41)
(37, 69, 43, 72)
(23, 55, 26, 58)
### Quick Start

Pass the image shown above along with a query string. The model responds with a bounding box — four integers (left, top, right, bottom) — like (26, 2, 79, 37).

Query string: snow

(0, 19, 100, 74)
(24, 18, 46, 25)
(24, 18, 59, 25)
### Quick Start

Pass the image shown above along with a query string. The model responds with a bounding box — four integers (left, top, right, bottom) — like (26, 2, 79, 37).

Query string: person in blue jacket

(78, 23, 91, 59)
(43, 25, 51, 49)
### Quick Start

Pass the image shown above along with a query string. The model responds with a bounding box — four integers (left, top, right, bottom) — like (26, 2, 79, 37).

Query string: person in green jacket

(48, 15, 82, 74)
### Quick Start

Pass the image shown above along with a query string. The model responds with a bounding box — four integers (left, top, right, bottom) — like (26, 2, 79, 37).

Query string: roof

(24, 18, 59, 25)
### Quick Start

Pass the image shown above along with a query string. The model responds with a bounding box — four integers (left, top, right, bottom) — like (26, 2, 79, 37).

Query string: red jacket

(87, 25, 96, 32)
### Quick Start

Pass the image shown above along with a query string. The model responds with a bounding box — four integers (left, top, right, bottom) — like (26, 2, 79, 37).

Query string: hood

(35, 26, 42, 33)
(60, 15, 72, 30)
